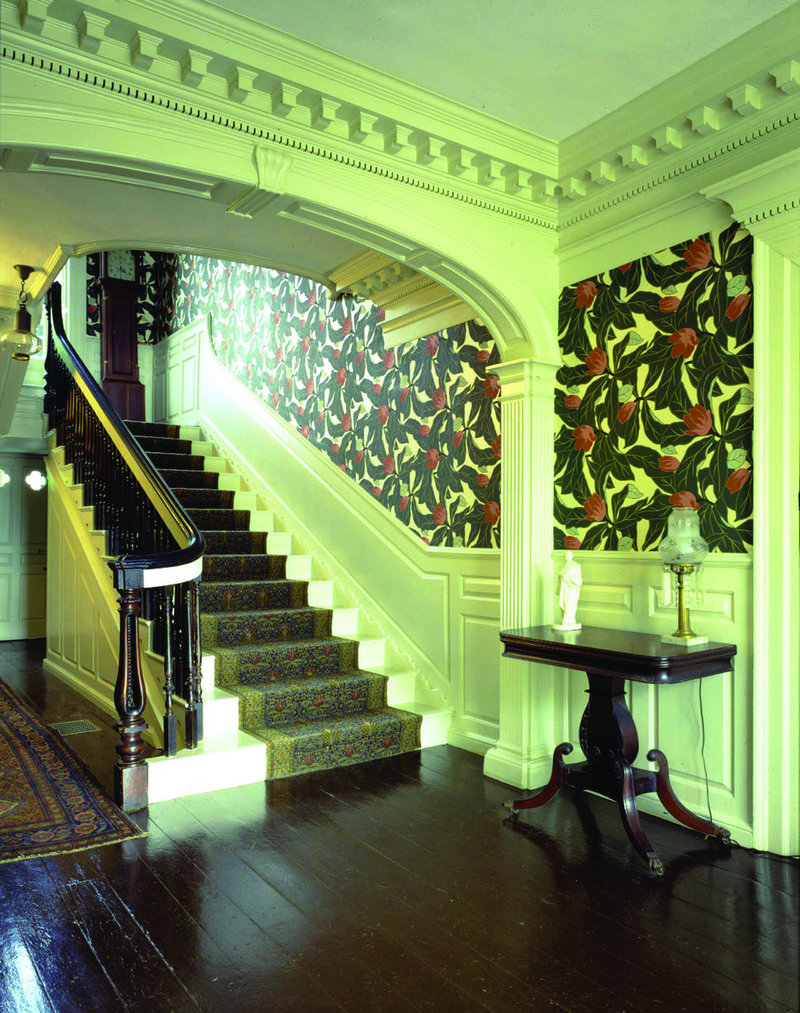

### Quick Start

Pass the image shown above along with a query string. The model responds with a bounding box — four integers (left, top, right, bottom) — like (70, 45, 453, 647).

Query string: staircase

(128, 420, 427, 783)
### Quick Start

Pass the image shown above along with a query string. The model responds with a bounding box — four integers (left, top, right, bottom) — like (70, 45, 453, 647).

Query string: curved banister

(44, 279, 206, 809)
(46, 282, 205, 588)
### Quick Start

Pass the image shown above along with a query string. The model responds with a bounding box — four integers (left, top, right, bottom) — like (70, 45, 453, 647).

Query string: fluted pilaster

(484, 358, 560, 788)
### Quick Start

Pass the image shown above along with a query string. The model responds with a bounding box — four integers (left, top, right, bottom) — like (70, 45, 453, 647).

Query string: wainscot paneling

(556, 550, 754, 844)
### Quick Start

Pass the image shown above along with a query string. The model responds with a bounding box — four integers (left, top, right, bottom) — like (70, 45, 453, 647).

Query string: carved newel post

(113, 579, 149, 811)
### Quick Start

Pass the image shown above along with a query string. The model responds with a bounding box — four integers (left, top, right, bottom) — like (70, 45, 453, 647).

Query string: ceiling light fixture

(0, 265, 41, 357)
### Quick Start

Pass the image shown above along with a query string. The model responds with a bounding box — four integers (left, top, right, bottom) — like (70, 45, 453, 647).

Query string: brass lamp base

(661, 563, 708, 646)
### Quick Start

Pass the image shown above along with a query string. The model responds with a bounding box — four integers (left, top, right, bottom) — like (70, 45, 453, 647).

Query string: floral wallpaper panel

(164, 257, 502, 549)
(554, 223, 753, 553)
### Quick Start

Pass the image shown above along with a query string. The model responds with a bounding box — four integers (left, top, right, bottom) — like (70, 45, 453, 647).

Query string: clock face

(106, 249, 136, 281)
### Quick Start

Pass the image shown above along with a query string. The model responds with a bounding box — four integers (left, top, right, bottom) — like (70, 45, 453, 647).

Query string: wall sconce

(0, 265, 41, 436)
(659, 506, 709, 645)
(24, 470, 46, 491)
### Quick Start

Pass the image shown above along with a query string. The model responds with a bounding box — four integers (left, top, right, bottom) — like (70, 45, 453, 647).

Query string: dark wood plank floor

(0, 641, 797, 1013)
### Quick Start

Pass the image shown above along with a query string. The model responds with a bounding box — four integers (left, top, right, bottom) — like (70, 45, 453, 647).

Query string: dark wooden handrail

(45, 281, 205, 810)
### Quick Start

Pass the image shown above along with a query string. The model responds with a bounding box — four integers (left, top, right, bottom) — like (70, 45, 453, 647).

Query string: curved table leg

(618, 762, 664, 876)
(503, 742, 573, 816)
(647, 749, 731, 843)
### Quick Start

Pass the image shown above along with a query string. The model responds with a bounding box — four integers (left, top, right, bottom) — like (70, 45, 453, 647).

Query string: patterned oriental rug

(0, 680, 145, 864)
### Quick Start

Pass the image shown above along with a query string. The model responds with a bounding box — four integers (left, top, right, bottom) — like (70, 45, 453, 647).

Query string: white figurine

(553, 550, 582, 631)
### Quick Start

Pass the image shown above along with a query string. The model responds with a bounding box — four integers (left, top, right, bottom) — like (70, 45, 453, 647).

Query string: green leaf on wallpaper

(627, 331, 643, 346)
(661, 444, 677, 456)
(626, 484, 643, 500)
(739, 388, 755, 405)
(618, 383, 634, 402)
(567, 384, 581, 395)
(726, 275, 747, 297)
(662, 285, 678, 295)
(727, 448, 748, 469)
(567, 526, 582, 537)
(618, 536, 634, 552)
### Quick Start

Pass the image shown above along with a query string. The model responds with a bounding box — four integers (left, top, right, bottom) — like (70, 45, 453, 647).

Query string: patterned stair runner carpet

(128, 421, 421, 779)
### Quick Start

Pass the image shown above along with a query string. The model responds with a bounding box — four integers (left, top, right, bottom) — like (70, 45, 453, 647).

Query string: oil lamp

(659, 506, 709, 645)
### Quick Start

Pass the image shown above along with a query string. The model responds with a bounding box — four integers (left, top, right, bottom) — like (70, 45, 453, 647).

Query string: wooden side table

(499, 626, 736, 875)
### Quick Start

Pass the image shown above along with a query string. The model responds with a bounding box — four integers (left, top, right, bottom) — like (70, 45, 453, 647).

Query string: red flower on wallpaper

(564, 394, 581, 409)
(341, 414, 351, 432)
(275, 347, 283, 363)
(307, 288, 317, 306)
(477, 349, 491, 363)
(484, 375, 500, 399)
(564, 535, 582, 550)
(432, 503, 446, 525)
(668, 328, 698, 359)
(332, 443, 340, 453)
(383, 349, 394, 369)
(425, 449, 440, 469)
(356, 349, 364, 364)
(336, 368, 347, 386)
(584, 494, 606, 521)
(342, 316, 352, 335)
(683, 404, 712, 435)
(432, 388, 446, 411)
(492, 435, 502, 459)
(476, 473, 489, 487)
(659, 296, 680, 313)
(453, 430, 465, 448)
(726, 468, 750, 493)
(585, 348, 607, 375)
(356, 449, 364, 464)
(419, 424, 430, 436)
(272, 310, 280, 326)
(302, 337, 310, 354)
(483, 501, 500, 525)
(305, 378, 314, 394)
(399, 495, 409, 511)
(618, 263, 632, 273)
(424, 335, 438, 356)
(575, 280, 598, 308)
(726, 293, 750, 321)
(669, 491, 699, 509)
(683, 239, 712, 271)
(377, 405, 389, 425)
(372, 486, 381, 497)
(373, 383, 381, 395)
(572, 425, 596, 451)
(383, 455, 394, 474)
(658, 456, 680, 472)
(272, 392, 279, 408)
(333, 347, 340, 359)
(301, 425, 309, 439)
(617, 401, 636, 424)
(400, 386, 410, 404)
(297, 405, 304, 417)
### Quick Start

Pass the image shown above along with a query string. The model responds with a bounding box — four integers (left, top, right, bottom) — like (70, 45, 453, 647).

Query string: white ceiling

(205, 0, 800, 139)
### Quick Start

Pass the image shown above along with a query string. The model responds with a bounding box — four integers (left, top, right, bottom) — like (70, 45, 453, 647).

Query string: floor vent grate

(51, 719, 100, 736)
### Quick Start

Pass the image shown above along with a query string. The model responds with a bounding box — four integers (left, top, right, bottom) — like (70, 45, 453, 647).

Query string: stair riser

(201, 609, 331, 647)
(190, 509, 251, 531)
(213, 640, 358, 686)
(260, 710, 422, 779)
(139, 437, 193, 455)
(148, 453, 206, 471)
(175, 489, 235, 509)
(200, 581, 307, 612)
(203, 555, 286, 581)
(203, 531, 267, 554)
(161, 470, 220, 489)
(237, 672, 386, 727)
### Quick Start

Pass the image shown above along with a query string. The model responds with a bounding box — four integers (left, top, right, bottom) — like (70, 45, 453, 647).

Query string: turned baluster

(113, 581, 149, 812)
(183, 580, 200, 749)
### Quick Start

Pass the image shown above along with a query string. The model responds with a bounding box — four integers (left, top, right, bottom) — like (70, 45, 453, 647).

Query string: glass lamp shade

(0, 303, 41, 357)
(658, 507, 708, 567)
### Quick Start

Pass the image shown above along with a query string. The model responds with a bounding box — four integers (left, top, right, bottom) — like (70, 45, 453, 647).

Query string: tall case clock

(98, 250, 145, 421)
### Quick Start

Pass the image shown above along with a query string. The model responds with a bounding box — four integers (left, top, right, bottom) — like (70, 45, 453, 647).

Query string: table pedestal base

(503, 743, 730, 875)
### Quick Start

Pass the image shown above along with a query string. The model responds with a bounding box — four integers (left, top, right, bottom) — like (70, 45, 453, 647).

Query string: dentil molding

(4, 0, 800, 237)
